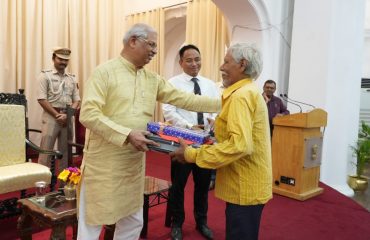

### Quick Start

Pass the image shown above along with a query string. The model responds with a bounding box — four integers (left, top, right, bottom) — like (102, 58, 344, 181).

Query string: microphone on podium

(283, 94, 316, 109)
(280, 94, 302, 113)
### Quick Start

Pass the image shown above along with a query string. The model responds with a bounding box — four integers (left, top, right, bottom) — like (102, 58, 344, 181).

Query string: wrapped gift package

(146, 133, 180, 154)
(147, 122, 210, 144)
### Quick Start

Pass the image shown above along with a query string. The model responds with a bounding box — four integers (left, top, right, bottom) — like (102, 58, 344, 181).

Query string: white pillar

(288, 0, 366, 195)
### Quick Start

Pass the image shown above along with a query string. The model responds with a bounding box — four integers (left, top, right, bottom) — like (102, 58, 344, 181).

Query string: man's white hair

(123, 23, 157, 44)
(228, 43, 262, 79)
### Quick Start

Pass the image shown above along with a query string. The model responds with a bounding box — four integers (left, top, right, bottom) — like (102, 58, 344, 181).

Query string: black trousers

(169, 160, 212, 227)
(225, 202, 265, 240)
(210, 169, 216, 181)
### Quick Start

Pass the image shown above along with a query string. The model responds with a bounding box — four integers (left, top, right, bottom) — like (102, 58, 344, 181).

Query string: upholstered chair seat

(0, 163, 51, 194)
(0, 105, 52, 195)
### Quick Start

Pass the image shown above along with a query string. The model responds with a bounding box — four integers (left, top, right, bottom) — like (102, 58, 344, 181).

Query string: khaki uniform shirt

(80, 56, 220, 225)
(185, 79, 273, 205)
(37, 68, 80, 107)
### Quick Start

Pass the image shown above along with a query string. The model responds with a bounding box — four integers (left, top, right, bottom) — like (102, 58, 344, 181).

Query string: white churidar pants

(77, 181, 143, 240)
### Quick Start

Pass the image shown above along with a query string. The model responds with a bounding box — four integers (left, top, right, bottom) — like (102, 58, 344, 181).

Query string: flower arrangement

(58, 167, 81, 185)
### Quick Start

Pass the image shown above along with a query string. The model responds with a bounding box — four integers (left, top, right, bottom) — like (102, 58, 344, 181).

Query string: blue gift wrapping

(147, 122, 210, 144)
(147, 122, 162, 133)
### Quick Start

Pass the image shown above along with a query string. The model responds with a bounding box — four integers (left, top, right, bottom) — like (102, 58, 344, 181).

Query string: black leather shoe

(196, 224, 214, 240)
(171, 227, 183, 240)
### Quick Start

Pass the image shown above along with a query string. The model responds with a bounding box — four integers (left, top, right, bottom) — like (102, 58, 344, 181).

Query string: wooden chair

(0, 92, 62, 219)
(0, 90, 41, 161)
(66, 106, 84, 167)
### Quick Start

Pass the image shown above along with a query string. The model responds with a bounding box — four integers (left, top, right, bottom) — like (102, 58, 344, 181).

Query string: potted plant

(347, 121, 370, 192)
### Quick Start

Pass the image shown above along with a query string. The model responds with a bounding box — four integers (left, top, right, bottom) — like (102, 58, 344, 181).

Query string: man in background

(262, 79, 289, 136)
(37, 47, 80, 173)
(170, 43, 273, 240)
(77, 23, 220, 240)
(163, 44, 219, 240)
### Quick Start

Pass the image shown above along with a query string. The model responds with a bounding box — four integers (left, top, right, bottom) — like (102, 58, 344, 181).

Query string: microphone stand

(279, 94, 302, 113)
(283, 94, 316, 109)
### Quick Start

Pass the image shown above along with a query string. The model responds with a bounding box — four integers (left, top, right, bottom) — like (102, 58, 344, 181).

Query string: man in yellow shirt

(77, 23, 220, 240)
(170, 43, 272, 240)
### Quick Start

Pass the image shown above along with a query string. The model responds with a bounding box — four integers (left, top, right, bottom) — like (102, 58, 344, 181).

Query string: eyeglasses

(137, 37, 157, 49)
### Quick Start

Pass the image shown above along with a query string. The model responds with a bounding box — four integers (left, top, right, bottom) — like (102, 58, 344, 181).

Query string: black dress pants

(169, 160, 212, 227)
(225, 202, 265, 240)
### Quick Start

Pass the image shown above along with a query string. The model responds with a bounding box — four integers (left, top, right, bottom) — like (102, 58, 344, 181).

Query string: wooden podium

(272, 108, 327, 201)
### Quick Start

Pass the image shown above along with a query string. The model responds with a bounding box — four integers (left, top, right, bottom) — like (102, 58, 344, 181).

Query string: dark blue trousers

(225, 202, 265, 240)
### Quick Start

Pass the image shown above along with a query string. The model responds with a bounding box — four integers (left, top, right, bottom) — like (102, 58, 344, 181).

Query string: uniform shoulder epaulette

(41, 69, 52, 73)
(67, 73, 75, 77)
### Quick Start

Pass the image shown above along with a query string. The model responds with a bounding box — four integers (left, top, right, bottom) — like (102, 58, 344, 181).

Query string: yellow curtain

(125, 8, 165, 75)
(186, 0, 230, 82)
(0, 0, 126, 135)
(0, 0, 228, 126)
(125, 8, 165, 121)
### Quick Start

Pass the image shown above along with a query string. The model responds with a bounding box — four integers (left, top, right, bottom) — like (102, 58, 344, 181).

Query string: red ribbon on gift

(158, 133, 214, 145)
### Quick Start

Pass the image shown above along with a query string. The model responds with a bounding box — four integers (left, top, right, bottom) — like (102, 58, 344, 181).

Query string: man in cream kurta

(77, 23, 220, 240)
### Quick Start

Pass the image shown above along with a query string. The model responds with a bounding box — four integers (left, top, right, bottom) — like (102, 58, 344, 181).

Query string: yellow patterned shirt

(185, 78, 272, 205)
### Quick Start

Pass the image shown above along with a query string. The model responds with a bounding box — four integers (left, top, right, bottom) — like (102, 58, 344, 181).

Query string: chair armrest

(27, 128, 42, 134)
(25, 139, 63, 159)
(25, 129, 43, 160)
(25, 138, 62, 191)
(68, 140, 85, 149)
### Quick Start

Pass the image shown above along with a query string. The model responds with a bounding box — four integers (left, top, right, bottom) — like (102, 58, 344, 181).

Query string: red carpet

(1, 151, 370, 240)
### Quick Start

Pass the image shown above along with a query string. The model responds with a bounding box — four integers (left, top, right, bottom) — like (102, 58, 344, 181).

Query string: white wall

(213, 0, 294, 95)
(163, 7, 187, 79)
(363, 0, 370, 78)
(213, 0, 266, 89)
(364, 33, 370, 78)
(288, 0, 365, 195)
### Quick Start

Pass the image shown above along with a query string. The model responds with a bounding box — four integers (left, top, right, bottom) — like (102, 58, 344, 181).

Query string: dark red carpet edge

(1, 151, 369, 240)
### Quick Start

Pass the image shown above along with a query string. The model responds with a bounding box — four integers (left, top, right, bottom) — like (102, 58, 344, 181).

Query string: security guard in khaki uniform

(37, 47, 81, 173)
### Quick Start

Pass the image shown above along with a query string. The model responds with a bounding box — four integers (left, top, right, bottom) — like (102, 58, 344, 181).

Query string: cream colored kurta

(79, 56, 220, 225)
